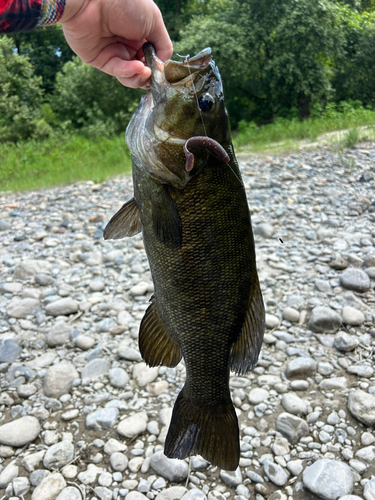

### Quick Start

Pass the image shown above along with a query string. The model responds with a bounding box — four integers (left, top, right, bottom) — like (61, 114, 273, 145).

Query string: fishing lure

(184, 136, 230, 172)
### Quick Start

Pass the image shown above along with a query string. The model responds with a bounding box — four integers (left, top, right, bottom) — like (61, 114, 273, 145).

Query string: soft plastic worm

(184, 136, 230, 172)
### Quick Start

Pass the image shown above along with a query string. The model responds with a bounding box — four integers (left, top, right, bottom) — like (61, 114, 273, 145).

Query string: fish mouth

(143, 42, 212, 87)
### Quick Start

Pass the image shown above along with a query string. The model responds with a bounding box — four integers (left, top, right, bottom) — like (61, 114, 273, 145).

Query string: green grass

(233, 103, 375, 152)
(0, 133, 132, 193)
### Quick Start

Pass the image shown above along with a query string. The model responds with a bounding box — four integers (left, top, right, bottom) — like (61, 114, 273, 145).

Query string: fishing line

(185, 55, 208, 137)
(183, 54, 243, 186)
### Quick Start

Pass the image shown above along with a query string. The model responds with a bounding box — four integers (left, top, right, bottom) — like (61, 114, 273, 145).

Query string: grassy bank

(2, 103, 375, 193)
(233, 103, 375, 152)
(0, 133, 132, 193)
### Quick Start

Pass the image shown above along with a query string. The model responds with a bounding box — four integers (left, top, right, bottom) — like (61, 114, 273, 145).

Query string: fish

(104, 43, 265, 470)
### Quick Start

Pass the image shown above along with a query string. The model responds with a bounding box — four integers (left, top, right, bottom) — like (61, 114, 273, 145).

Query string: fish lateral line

(184, 136, 230, 172)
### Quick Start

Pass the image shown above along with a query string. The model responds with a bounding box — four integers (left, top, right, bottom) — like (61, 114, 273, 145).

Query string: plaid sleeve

(0, 0, 42, 32)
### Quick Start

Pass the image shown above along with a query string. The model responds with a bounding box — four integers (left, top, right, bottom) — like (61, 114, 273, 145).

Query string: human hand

(60, 0, 173, 88)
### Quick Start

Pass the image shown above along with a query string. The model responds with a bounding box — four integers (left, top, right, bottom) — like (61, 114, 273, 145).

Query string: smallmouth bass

(105, 43, 265, 470)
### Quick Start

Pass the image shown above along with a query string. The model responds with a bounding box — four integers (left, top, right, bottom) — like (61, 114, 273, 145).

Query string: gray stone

(254, 223, 274, 238)
(348, 390, 375, 426)
(104, 438, 126, 454)
(110, 452, 128, 471)
(109, 367, 130, 388)
(190, 455, 209, 470)
(97, 318, 115, 333)
(126, 493, 149, 500)
(31, 472, 66, 500)
(0, 220, 11, 230)
(117, 412, 148, 438)
(219, 467, 242, 487)
(286, 459, 303, 476)
(77, 464, 103, 484)
(133, 362, 159, 386)
(0, 459, 18, 489)
(0, 416, 40, 447)
(342, 306, 364, 326)
(302, 459, 353, 500)
(118, 345, 142, 361)
(155, 486, 187, 500)
(347, 365, 374, 378)
(21, 450, 46, 472)
(35, 273, 54, 286)
(74, 335, 95, 350)
(0, 339, 20, 363)
(319, 377, 347, 390)
(275, 412, 309, 444)
(282, 307, 300, 322)
(355, 446, 375, 462)
(265, 314, 280, 329)
(30, 469, 51, 487)
(248, 388, 269, 405)
(43, 362, 79, 398)
(318, 362, 334, 376)
(56, 487, 83, 500)
(46, 321, 72, 347)
(95, 486, 113, 500)
(150, 451, 189, 482)
(271, 437, 290, 456)
(315, 279, 331, 293)
(365, 267, 375, 279)
(45, 298, 78, 316)
(13, 476, 30, 496)
(86, 408, 119, 431)
(286, 357, 316, 379)
(340, 268, 371, 293)
(281, 393, 309, 416)
(7, 298, 40, 318)
(81, 358, 110, 380)
(17, 383, 37, 398)
(43, 441, 75, 470)
(308, 306, 342, 333)
(263, 460, 289, 487)
(334, 331, 359, 352)
(364, 478, 375, 500)
(14, 259, 51, 279)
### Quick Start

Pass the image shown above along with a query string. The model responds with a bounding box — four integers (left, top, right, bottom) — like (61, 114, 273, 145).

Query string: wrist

(37, 0, 67, 26)
(59, 0, 88, 24)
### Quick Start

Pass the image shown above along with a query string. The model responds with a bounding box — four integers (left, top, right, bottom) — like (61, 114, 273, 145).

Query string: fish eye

(198, 93, 215, 112)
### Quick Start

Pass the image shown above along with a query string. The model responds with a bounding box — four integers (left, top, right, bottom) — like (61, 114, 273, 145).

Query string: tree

(6, 25, 74, 93)
(50, 57, 142, 136)
(0, 37, 48, 142)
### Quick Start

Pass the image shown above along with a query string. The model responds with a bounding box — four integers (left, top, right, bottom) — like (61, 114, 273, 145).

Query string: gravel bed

(0, 143, 375, 500)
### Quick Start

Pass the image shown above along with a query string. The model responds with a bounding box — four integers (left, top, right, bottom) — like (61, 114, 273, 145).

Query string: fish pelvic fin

(230, 276, 265, 375)
(139, 298, 182, 367)
(103, 197, 142, 240)
(164, 389, 240, 471)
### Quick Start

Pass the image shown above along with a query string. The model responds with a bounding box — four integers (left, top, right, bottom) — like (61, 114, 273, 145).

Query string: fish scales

(104, 43, 265, 470)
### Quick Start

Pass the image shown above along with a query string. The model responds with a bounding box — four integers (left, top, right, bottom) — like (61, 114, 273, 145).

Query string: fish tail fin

(164, 389, 239, 470)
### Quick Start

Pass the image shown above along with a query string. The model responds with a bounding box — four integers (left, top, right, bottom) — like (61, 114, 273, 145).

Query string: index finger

(147, 3, 173, 62)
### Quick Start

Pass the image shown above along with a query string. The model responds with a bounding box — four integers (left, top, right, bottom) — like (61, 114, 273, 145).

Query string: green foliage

(0, 37, 49, 143)
(0, 133, 131, 192)
(176, 0, 345, 125)
(341, 127, 360, 148)
(7, 25, 74, 93)
(50, 57, 142, 137)
(234, 101, 375, 149)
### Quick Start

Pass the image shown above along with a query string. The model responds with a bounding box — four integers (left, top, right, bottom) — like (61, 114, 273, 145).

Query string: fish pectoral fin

(164, 389, 240, 471)
(152, 186, 182, 248)
(139, 299, 182, 367)
(103, 197, 142, 240)
(230, 277, 265, 375)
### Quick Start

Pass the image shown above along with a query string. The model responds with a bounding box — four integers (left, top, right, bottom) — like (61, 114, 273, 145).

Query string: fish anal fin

(139, 299, 182, 368)
(104, 197, 142, 240)
(165, 389, 239, 471)
(152, 186, 182, 249)
(230, 278, 265, 375)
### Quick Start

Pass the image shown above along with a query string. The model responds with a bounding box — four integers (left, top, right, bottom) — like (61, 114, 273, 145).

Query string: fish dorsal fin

(103, 197, 142, 240)
(139, 298, 182, 367)
(152, 185, 182, 248)
(230, 278, 265, 375)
